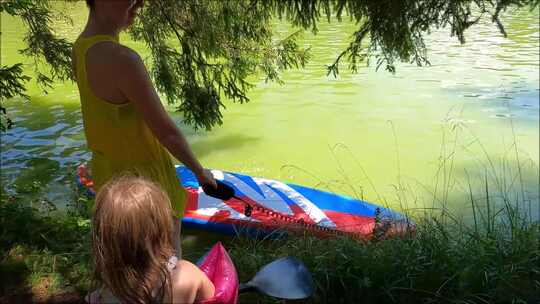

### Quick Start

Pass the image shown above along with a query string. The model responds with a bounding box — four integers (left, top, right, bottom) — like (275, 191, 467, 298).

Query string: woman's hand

(196, 168, 217, 189)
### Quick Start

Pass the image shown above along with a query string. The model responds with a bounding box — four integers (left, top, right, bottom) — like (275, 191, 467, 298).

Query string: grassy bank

(0, 191, 91, 303)
(229, 216, 539, 304)
(1, 187, 538, 304)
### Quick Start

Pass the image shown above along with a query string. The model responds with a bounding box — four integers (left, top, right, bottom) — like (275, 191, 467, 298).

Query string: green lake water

(1, 4, 539, 220)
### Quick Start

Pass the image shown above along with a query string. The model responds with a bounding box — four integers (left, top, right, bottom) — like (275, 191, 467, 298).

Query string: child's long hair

(92, 176, 174, 304)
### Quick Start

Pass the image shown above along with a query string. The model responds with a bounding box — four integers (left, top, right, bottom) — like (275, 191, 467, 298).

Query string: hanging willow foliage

(1, 0, 537, 130)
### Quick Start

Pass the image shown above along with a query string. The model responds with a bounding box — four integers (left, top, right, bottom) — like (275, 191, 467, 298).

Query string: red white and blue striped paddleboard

(77, 165, 411, 239)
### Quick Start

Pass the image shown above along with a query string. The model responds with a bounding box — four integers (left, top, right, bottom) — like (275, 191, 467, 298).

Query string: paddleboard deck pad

(77, 164, 412, 239)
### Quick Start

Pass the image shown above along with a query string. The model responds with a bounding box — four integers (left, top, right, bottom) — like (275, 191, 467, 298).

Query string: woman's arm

(112, 46, 216, 188)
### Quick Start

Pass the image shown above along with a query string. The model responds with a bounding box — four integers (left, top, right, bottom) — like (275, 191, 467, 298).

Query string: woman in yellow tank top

(72, 0, 217, 251)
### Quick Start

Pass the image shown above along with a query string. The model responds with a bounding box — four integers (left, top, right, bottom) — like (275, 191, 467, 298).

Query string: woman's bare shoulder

(86, 41, 141, 66)
(85, 40, 146, 100)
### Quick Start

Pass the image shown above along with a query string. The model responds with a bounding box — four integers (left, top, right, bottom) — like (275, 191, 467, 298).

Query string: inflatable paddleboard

(77, 164, 412, 239)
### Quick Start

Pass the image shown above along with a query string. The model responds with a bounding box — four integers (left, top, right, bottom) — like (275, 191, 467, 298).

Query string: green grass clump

(0, 193, 91, 303)
(1, 191, 538, 303)
(1, 142, 539, 304)
(3, 199, 537, 304)
(229, 212, 539, 304)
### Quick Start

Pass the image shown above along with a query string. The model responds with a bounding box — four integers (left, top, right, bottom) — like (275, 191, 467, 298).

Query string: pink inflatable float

(197, 242, 239, 304)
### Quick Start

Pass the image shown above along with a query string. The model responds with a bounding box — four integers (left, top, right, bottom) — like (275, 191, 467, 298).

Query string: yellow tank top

(73, 35, 186, 218)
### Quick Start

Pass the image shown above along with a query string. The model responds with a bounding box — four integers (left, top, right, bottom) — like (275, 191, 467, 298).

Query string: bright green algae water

(1, 4, 539, 218)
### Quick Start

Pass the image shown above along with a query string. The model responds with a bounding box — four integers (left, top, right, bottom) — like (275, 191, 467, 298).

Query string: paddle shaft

(238, 283, 256, 294)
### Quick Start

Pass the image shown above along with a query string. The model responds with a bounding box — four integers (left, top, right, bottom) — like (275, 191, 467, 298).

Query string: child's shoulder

(170, 260, 205, 302)
(175, 259, 202, 281)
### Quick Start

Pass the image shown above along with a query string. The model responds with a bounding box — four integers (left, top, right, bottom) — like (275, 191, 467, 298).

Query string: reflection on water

(1, 6, 538, 218)
(1, 99, 89, 206)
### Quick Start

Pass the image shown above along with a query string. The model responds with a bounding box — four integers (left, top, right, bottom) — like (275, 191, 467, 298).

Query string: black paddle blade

(202, 180, 235, 200)
(242, 257, 314, 299)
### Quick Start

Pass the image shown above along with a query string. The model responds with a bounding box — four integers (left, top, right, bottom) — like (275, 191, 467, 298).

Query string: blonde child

(88, 176, 215, 304)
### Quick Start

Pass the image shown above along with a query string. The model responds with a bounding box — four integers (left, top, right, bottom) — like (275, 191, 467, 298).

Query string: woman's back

(73, 35, 155, 161)
(72, 35, 186, 216)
